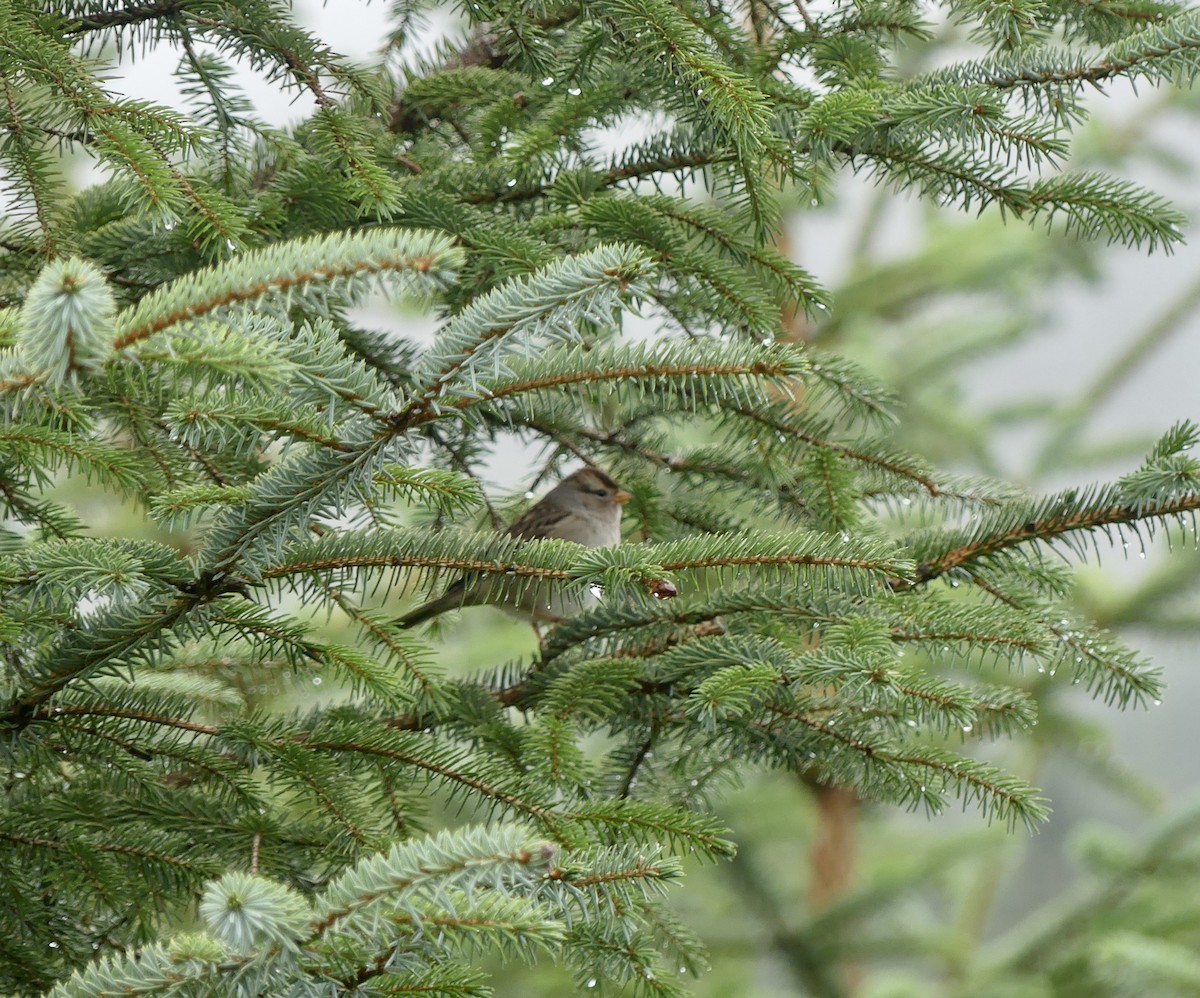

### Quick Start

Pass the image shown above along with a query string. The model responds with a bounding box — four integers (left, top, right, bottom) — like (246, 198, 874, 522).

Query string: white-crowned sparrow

(395, 467, 631, 628)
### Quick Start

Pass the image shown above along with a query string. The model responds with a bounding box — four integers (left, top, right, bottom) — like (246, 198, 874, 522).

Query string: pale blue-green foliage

(689, 662, 783, 726)
(287, 318, 403, 419)
(0, 422, 150, 494)
(373, 465, 485, 513)
(133, 316, 300, 390)
(2, 537, 181, 617)
(16, 257, 115, 383)
(148, 483, 256, 530)
(45, 944, 225, 998)
(45, 825, 693, 998)
(202, 424, 400, 572)
(411, 244, 655, 404)
(76, 672, 246, 715)
(320, 641, 420, 709)
(200, 872, 311, 953)
(113, 227, 463, 349)
(315, 825, 550, 930)
(465, 339, 809, 418)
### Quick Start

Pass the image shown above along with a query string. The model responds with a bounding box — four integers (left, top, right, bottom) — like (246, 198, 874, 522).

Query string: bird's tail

(392, 582, 468, 629)
(393, 602, 441, 629)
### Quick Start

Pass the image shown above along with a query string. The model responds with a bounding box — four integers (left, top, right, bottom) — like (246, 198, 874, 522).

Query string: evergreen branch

(1027, 172, 1185, 250)
(0, 828, 199, 871)
(455, 340, 806, 412)
(759, 703, 1049, 827)
(4, 598, 191, 722)
(400, 245, 653, 426)
(805, 356, 899, 425)
(851, 142, 1030, 213)
(0, 77, 64, 254)
(300, 733, 563, 829)
(721, 400, 946, 497)
(643, 197, 831, 311)
(910, 490, 1200, 583)
(596, 0, 777, 157)
(461, 148, 733, 205)
(971, 574, 1163, 707)
(333, 899, 563, 989)
(563, 800, 737, 858)
(339, 606, 446, 705)
(201, 428, 395, 572)
(261, 528, 912, 604)
(635, 532, 912, 581)
(61, 1, 187, 35)
(0, 425, 149, 492)
(310, 826, 553, 936)
(506, 412, 797, 500)
(603, 148, 737, 189)
(113, 228, 461, 349)
(982, 9, 1200, 88)
(31, 702, 218, 737)
(259, 528, 586, 587)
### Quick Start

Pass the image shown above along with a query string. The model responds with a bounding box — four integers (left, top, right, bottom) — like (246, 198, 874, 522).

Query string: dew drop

(312, 677, 322, 686)
(586, 979, 598, 989)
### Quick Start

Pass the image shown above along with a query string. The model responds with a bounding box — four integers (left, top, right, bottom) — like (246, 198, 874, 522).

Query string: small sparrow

(395, 467, 632, 628)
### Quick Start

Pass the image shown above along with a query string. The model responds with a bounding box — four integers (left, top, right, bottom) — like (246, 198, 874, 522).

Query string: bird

(394, 467, 632, 628)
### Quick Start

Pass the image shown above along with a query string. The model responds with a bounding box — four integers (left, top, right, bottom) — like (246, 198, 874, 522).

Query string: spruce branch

(980, 8, 1200, 89)
(757, 702, 1049, 828)
(60, 1, 187, 35)
(456, 340, 807, 414)
(909, 489, 1200, 584)
(112, 228, 461, 350)
(400, 244, 654, 427)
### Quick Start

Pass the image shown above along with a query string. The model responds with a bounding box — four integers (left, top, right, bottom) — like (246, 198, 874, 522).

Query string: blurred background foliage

(672, 52, 1200, 998)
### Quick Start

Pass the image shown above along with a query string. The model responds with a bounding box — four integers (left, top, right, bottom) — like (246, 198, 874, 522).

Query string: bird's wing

(506, 505, 573, 540)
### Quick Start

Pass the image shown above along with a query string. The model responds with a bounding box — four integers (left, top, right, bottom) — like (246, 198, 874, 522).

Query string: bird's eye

(590, 488, 609, 497)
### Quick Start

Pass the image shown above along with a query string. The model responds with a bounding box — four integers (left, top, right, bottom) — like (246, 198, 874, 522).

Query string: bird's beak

(614, 489, 633, 506)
